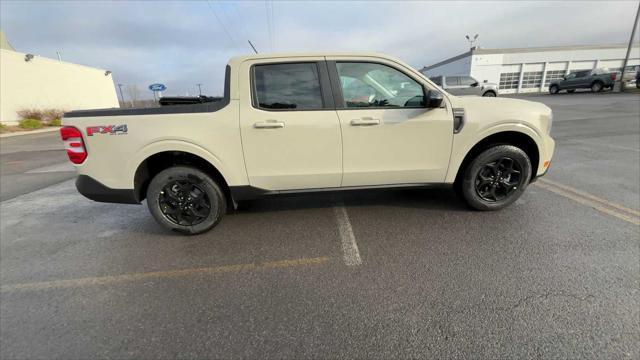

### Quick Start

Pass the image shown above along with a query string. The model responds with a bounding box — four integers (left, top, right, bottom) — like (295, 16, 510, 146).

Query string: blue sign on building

(148, 83, 167, 92)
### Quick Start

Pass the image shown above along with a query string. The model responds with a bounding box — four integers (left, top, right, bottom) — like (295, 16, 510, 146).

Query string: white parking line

(334, 203, 362, 266)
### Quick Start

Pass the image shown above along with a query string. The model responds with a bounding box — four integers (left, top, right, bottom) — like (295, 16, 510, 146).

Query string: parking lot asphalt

(0, 130, 74, 201)
(1, 93, 639, 359)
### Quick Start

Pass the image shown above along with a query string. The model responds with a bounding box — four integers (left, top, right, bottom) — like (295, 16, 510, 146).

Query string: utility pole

(117, 83, 125, 106)
(248, 40, 258, 54)
(196, 83, 203, 96)
(620, 2, 640, 92)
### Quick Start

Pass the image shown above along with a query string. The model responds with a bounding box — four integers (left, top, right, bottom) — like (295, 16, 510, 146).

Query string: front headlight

(547, 111, 553, 134)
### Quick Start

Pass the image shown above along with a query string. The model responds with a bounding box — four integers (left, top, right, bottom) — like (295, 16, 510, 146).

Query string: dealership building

(0, 30, 119, 125)
(420, 43, 640, 94)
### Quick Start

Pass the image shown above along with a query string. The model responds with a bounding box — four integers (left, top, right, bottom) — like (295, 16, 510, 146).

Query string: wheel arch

(133, 150, 233, 209)
(452, 131, 540, 188)
(482, 89, 497, 97)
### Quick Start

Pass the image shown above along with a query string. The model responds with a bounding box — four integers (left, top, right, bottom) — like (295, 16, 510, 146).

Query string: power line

(271, 0, 276, 51)
(205, 0, 237, 47)
(264, 0, 272, 52)
(225, 2, 250, 44)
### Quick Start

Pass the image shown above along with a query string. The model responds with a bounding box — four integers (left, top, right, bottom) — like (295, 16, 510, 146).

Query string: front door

(239, 59, 343, 190)
(562, 72, 578, 89)
(328, 59, 454, 187)
(458, 76, 482, 96)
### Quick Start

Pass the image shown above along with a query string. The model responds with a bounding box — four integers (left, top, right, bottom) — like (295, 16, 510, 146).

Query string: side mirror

(470, 82, 479, 87)
(425, 90, 443, 108)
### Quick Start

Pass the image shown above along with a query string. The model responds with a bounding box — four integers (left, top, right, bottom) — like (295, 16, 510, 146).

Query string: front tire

(549, 85, 559, 94)
(482, 91, 496, 97)
(460, 145, 532, 211)
(147, 166, 226, 235)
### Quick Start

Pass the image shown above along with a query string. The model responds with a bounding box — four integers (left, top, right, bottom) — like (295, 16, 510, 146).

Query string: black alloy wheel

(147, 166, 226, 234)
(474, 157, 523, 202)
(158, 179, 211, 226)
(459, 145, 532, 211)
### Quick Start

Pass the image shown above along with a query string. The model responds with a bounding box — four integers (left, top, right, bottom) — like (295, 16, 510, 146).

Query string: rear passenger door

(239, 58, 343, 190)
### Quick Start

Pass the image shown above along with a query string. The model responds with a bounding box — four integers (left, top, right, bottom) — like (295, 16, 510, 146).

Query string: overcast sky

(2, 0, 638, 97)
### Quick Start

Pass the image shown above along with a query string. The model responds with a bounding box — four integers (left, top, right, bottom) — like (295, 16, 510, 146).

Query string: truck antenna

(248, 40, 258, 54)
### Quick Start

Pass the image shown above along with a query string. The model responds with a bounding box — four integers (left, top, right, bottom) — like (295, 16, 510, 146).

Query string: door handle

(350, 118, 380, 126)
(253, 121, 285, 129)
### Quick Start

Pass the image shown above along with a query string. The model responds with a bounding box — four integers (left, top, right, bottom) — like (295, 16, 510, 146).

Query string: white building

(0, 30, 119, 124)
(420, 43, 640, 94)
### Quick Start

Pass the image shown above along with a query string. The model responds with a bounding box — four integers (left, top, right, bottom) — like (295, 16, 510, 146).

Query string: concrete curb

(0, 127, 60, 138)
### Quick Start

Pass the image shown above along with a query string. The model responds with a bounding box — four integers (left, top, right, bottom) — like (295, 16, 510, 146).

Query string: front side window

(430, 76, 443, 86)
(336, 62, 424, 108)
(459, 76, 477, 86)
(253, 63, 324, 110)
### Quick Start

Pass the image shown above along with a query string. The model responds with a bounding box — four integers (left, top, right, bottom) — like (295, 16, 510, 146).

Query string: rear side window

(253, 63, 324, 110)
(446, 76, 459, 86)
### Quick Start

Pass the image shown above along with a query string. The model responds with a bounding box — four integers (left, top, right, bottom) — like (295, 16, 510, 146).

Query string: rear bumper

(76, 175, 139, 204)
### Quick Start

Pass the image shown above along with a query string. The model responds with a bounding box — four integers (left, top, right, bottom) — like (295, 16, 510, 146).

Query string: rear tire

(460, 145, 532, 211)
(549, 85, 559, 94)
(591, 81, 603, 93)
(482, 91, 496, 97)
(146, 166, 226, 235)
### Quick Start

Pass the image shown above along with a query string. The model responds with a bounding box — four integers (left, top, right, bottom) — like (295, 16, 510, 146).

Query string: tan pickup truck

(62, 52, 555, 234)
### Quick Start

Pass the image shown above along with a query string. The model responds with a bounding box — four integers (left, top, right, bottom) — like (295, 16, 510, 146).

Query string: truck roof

(228, 52, 402, 66)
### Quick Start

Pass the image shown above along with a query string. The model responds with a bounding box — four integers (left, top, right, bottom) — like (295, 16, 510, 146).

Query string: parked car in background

(429, 75, 498, 97)
(616, 65, 639, 84)
(636, 68, 640, 89)
(549, 68, 616, 94)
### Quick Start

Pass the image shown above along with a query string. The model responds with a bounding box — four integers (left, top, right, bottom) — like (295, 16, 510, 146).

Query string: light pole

(465, 34, 479, 49)
(620, 2, 640, 92)
(117, 83, 125, 106)
(196, 83, 203, 96)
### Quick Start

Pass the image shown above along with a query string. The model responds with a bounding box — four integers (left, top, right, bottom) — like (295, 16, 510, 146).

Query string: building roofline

(420, 51, 471, 72)
(422, 43, 640, 71)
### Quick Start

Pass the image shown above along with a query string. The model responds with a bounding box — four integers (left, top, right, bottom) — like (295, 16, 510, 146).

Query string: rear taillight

(60, 126, 87, 164)
(611, 73, 617, 80)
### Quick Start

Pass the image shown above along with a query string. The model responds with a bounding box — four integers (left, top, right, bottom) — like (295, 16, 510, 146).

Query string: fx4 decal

(86, 125, 128, 136)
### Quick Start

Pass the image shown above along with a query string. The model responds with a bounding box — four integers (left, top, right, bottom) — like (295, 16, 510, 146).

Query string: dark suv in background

(549, 69, 616, 94)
